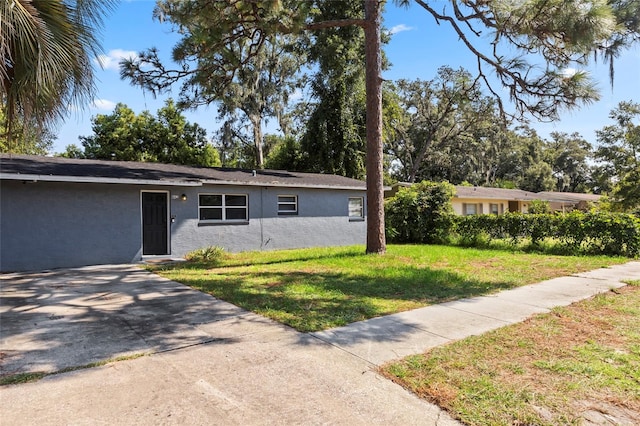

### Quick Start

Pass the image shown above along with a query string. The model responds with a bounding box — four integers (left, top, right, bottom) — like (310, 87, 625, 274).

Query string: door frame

(140, 190, 171, 256)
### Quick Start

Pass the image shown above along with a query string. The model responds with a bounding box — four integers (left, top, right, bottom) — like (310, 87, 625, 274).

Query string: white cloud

(561, 68, 578, 78)
(289, 88, 303, 102)
(94, 49, 139, 71)
(388, 24, 415, 35)
(92, 99, 117, 111)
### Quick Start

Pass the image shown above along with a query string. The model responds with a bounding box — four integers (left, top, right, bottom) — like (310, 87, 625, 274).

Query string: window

(278, 195, 298, 215)
(199, 194, 248, 222)
(349, 197, 364, 220)
(463, 203, 482, 216)
(490, 203, 500, 215)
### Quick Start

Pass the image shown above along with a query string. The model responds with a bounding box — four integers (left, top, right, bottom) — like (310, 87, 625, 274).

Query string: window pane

(200, 194, 222, 206)
(465, 204, 477, 215)
(278, 195, 297, 213)
(226, 195, 247, 206)
(279, 203, 297, 212)
(226, 208, 247, 220)
(200, 208, 222, 220)
(278, 196, 296, 203)
(349, 198, 363, 208)
(349, 197, 363, 218)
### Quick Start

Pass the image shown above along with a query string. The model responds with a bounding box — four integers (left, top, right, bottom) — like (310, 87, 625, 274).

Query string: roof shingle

(0, 154, 366, 190)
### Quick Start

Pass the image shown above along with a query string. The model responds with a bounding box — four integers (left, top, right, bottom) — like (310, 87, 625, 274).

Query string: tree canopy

(386, 67, 500, 183)
(0, 0, 115, 145)
(594, 100, 640, 210)
(66, 100, 220, 167)
(0, 105, 55, 155)
(297, 1, 368, 179)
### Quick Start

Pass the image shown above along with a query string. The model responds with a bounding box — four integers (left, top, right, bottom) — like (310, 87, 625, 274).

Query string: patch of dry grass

(381, 282, 640, 425)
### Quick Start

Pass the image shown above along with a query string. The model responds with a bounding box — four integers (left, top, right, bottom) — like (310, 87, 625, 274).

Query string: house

(385, 183, 600, 215)
(455, 187, 602, 214)
(451, 186, 540, 215)
(0, 155, 367, 272)
(536, 191, 601, 213)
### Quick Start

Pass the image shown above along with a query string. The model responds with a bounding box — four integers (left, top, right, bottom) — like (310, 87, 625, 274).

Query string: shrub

(185, 246, 226, 263)
(451, 211, 640, 257)
(556, 211, 588, 249)
(528, 200, 551, 214)
(385, 181, 456, 244)
(581, 212, 640, 256)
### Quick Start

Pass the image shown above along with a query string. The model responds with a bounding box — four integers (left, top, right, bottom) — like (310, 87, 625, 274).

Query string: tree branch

(305, 19, 366, 31)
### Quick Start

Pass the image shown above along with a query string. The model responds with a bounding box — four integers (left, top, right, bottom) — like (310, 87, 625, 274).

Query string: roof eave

(199, 179, 366, 191)
(0, 173, 367, 191)
(0, 173, 203, 187)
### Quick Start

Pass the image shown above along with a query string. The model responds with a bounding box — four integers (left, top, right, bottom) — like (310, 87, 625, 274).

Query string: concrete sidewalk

(1, 261, 639, 425)
(312, 261, 640, 365)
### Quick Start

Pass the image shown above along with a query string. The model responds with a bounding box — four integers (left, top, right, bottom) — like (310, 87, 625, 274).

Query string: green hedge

(385, 182, 640, 257)
(385, 181, 456, 244)
(452, 211, 640, 257)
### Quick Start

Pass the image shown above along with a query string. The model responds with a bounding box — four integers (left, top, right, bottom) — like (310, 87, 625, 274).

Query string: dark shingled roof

(0, 154, 366, 190)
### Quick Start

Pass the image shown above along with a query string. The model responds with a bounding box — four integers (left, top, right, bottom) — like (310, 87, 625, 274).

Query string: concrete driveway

(0, 264, 458, 425)
(0, 264, 251, 375)
(6, 262, 637, 425)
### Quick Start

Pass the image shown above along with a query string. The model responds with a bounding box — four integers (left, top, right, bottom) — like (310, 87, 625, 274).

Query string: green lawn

(152, 244, 626, 332)
(381, 281, 640, 425)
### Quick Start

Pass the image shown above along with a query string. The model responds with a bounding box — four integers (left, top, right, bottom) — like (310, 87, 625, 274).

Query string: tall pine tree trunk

(364, 0, 385, 254)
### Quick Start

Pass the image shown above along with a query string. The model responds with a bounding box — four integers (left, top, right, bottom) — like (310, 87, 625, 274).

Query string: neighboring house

(385, 183, 601, 216)
(452, 186, 540, 215)
(0, 155, 367, 272)
(536, 191, 601, 213)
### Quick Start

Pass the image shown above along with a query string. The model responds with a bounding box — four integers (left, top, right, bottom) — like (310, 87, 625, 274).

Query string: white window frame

(277, 195, 298, 215)
(348, 197, 364, 220)
(199, 193, 248, 222)
(463, 203, 483, 216)
(489, 203, 500, 215)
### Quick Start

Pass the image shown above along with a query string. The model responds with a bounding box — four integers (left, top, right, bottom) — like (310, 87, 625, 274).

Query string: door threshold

(140, 257, 186, 265)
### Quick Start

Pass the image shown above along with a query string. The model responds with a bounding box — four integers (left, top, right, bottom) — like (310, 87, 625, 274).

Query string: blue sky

(55, 0, 640, 154)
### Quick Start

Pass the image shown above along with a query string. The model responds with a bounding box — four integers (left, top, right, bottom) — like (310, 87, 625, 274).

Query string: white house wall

(451, 198, 529, 215)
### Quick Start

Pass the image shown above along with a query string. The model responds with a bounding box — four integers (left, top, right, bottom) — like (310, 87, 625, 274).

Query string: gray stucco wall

(170, 185, 367, 256)
(1, 180, 142, 272)
(1, 180, 366, 272)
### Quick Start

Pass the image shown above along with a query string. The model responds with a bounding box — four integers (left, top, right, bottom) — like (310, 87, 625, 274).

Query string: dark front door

(142, 192, 169, 255)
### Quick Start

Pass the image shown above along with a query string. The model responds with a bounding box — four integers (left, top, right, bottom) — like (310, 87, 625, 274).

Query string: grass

(151, 244, 626, 332)
(381, 281, 640, 426)
(0, 353, 147, 386)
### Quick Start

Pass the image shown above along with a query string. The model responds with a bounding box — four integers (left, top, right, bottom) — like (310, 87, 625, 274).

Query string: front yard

(381, 281, 640, 425)
(150, 244, 638, 424)
(151, 244, 626, 332)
